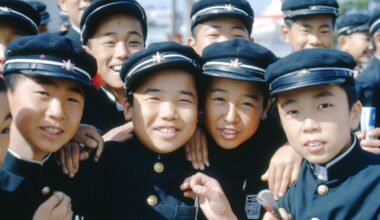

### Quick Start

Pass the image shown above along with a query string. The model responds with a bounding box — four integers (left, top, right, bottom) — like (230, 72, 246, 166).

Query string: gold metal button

(154, 162, 164, 173)
(317, 184, 329, 196)
(147, 195, 158, 206)
(41, 186, 51, 196)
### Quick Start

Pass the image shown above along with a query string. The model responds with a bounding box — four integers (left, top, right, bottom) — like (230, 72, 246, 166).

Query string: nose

(302, 117, 320, 133)
(308, 34, 322, 48)
(114, 41, 130, 61)
(217, 35, 231, 43)
(160, 102, 178, 121)
(224, 103, 239, 124)
(47, 99, 66, 120)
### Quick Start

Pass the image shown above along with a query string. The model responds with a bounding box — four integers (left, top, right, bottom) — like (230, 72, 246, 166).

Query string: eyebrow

(244, 93, 260, 101)
(180, 90, 195, 98)
(144, 88, 194, 98)
(280, 99, 296, 108)
(102, 31, 143, 38)
(3, 113, 11, 121)
(36, 78, 84, 96)
(313, 90, 334, 99)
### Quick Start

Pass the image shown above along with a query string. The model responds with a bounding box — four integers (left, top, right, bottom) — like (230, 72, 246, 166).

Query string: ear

(123, 99, 133, 121)
(281, 25, 290, 43)
(82, 44, 91, 54)
(58, 0, 67, 12)
(250, 37, 255, 42)
(350, 101, 362, 131)
(187, 37, 196, 50)
(261, 99, 272, 120)
(375, 32, 380, 48)
(337, 36, 347, 50)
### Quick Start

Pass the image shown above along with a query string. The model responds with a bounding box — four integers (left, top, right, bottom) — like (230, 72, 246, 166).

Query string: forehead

(200, 17, 247, 30)
(292, 15, 334, 27)
(136, 69, 196, 92)
(94, 14, 143, 35)
(15, 75, 83, 91)
(277, 84, 345, 102)
(208, 77, 264, 94)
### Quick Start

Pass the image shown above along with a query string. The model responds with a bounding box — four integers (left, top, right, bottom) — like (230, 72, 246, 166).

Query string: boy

(98, 42, 203, 219)
(281, 0, 338, 52)
(0, 33, 102, 219)
(200, 38, 286, 220)
(336, 13, 371, 75)
(0, 0, 40, 75)
(357, 11, 380, 130)
(59, 0, 92, 45)
(0, 78, 10, 166)
(79, 0, 147, 134)
(188, 0, 254, 55)
(264, 48, 380, 219)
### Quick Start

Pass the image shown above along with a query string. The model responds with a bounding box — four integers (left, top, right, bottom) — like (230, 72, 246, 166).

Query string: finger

(290, 163, 300, 184)
(94, 136, 104, 162)
(261, 170, 269, 182)
(72, 144, 80, 173)
(267, 164, 275, 193)
(183, 190, 195, 199)
(279, 208, 291, 220)
(361, 139, 380, 148)
(79, 151, 90, 161)
(200, 130, 209, 167)
(278, 166, 291, 198)
(191, 140, 199, 169)
(362, 146, 380, 155)
(64, 144, 74, 178)
(54, 193, 71, 214)
(355, 131, 365, 140)
(39, 192, 63, 211)
(273, 166, 285, 200)
(195, 130, 205, 170)
(184, 144, 192, 161)
(58, 148, 69, 175)
(368, 127, 380, 138)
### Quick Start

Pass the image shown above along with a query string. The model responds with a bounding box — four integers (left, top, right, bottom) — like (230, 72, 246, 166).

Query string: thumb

(192, 185, 218, 201)
(261, 170, 269, 181)
(40, 192, 64, 210)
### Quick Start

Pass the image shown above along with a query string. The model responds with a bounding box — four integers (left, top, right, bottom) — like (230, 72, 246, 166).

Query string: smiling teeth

(158, 128, 176, 133)
(221, 129, 237, 135)
(42, 128, 62, 134)
(112, 65, 122, 72)
(307, 141, 322, 147)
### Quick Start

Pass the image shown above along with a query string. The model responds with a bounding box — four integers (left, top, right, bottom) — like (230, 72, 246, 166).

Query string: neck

(9, 125, 49, 162)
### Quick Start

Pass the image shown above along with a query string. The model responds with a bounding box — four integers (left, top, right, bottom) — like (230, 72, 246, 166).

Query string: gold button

(147, 195, 158, 206)
(154, 162, 164, 173)
(317, 184, 329, 196)
(41, 186, 51, 196)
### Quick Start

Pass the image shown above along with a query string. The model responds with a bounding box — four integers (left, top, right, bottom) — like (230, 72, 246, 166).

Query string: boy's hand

(184, 127, 209, 170)
(356, 129, 380, 154)
(102, 121, 134, 142)
(261, 144, 302, 200)
(32, 192, 73, 220)
(180, 173, 237, 220)
(263, 208, 291, 220)
(58, 124, 103, 178)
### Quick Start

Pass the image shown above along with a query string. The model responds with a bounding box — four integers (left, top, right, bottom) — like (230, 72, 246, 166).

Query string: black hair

(339, 81, 358, 110)
(0, 77, 6, 93)
(3, 74, 21, 92)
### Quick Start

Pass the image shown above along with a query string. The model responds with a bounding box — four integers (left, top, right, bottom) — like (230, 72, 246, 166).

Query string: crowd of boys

(0, 0, 379, 219)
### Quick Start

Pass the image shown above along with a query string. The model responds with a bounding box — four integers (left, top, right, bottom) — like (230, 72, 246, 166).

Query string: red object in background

(92, 73, 104, 87)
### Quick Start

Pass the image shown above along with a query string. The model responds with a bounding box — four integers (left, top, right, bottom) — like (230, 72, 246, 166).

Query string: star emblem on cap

(224, 4, 235, 11)
(152, 52, 166, 63)
(0, 7, 10, 12)
(230, 58, 242, 68)
(62, 59, 75, 71)
(298, 69, 310, 76)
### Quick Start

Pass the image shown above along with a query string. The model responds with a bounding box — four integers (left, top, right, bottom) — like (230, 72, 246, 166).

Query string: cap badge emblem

(298, 69, 310, 76)
(230, 58, 242, 68)
(224, 4, 235, 11)
(62, 59, 75, 71)
(152, 52, 166, 63)
(0, 7, 10, 12)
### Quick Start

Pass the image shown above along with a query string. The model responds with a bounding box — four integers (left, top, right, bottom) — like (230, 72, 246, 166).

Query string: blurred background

(39, 0, 376, 56)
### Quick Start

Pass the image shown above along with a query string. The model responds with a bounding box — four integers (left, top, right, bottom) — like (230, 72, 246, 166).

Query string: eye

(128, 40, 142, 46)
(179, 99, 193, 104)
(212, 97, 225, 103)
(318, 103, 332, 109)
(35, 91, 49, 96)
(103, 40, 116, 47)
(68, 97, 80, 103)
(286, 109, 299, 115)
(1, 127, 9, 135)
(242, 102, 254, 108)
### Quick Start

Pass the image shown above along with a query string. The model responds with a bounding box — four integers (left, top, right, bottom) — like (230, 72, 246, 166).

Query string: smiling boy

(264, 48, 380, 219)
(281, 0, 338, 52)
(97, 42, 203, 219)
(0, 33, 102, 219)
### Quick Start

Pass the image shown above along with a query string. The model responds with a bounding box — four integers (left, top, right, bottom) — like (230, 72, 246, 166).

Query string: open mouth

(154, 127, 180, 140)
(40, 127, 64, 135)
(218, 128, 239, 140)
(304, 140, 325, 153)
(111, 65, 122, 73)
